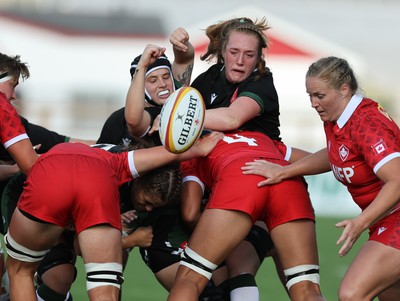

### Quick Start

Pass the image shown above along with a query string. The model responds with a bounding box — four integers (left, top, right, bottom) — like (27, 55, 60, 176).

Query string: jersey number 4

(223, 134, 258, 146)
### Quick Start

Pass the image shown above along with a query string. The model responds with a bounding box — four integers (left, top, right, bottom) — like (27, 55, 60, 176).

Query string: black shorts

(139, 242, 185, 273)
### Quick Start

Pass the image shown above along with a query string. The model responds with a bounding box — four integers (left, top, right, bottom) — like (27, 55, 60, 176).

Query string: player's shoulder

(355, 98, 395, 127)
(105, 107, 126, 124)
(193, 64, 222, 84)
(0, 95, 16, 115)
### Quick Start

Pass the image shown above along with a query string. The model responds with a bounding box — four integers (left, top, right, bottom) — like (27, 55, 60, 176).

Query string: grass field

(69, 216, 369, 301)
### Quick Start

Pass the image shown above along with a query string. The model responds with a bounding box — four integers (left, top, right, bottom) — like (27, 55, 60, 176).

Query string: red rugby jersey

(181, 130, 286, 190)
(0, 92, 28, 149)
(325, 95, 400, 211)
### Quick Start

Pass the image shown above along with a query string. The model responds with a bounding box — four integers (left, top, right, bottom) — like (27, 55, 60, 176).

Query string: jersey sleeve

(236, 72, 281, 140)
(273, 140, 291, 161)
(238, 73, 279, 115)
(354, 112, 400, 173)
(0, 99, 28, 148)
(126, 151, 139, 178)
(180, 159, 205, 192)
(100, 149, 138, 185)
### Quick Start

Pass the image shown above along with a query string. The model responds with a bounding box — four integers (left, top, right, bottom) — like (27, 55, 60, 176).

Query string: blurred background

(1, 0, 399, 214)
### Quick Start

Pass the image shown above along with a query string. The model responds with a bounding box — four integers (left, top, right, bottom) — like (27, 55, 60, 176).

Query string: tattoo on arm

(177, 64, 193, 86)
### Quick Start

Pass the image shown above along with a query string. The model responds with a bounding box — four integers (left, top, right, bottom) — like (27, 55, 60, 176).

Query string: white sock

(230, 286, 259, 301)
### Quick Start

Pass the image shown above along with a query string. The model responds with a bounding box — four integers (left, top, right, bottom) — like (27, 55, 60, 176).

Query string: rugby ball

(159, 87, 205, 153)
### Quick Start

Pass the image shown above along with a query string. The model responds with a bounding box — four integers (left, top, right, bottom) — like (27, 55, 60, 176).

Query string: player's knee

(85, 262, 124, 291)
(4, 232, 48, 263)
(180, 246, 218, 280)
(338, 281, 366, 301)
(284, 264, 320, 291)
(36, 243, 77, 287)
(338, 287, 355, 301)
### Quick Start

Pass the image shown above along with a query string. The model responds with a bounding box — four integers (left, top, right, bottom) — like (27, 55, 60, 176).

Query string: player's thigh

(77, 225, 122, 264)
(341, 240, 400, 298)
(79, 226, 122, 301)
(269, 219, 319, 268)
(155, 262, 180, 291)
(188, 209, 253, 266)
(8, 208, 64, 251)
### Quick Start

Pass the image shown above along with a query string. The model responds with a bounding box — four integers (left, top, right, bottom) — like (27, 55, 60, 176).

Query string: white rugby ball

(159, 87, 205, 153)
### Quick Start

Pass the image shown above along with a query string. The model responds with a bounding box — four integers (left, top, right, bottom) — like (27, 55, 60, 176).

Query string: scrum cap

(130, 54, 175, 106)
(130, 54, 172, 78)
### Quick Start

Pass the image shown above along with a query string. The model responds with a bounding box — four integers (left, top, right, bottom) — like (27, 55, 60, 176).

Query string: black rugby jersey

(191, 63, 281, 141)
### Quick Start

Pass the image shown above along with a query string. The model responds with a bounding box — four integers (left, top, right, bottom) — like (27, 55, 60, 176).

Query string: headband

(0, 72, 12, 83)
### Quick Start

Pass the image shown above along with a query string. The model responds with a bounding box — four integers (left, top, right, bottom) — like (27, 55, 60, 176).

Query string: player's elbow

(125, 112, 141, 128)
(181, 210, 199, 230)
(222, 115, 244, 131)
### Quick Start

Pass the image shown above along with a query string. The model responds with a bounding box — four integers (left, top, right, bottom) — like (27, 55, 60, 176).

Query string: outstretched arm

(133, 131, 223, 176)
(68, 137, 96, 145)
(288, 147, 312, 163)
(242, 147, 331, 186)
(22, 116, 96, 149)
(204, 95, 260, 131)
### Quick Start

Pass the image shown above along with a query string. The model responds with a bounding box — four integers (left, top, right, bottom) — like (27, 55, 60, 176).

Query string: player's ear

(339, 83, 350, 98)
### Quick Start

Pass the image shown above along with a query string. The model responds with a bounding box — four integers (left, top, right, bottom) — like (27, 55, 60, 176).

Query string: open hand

(242, 159, 285, 186)
(335, 217, 365, 257)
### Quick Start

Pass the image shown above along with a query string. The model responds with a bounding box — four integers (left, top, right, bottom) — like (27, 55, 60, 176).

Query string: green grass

(70, 216, 368, 301)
